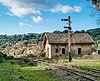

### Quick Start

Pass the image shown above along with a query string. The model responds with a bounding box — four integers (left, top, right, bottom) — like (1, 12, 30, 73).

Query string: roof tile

(45, 33, 94, 44)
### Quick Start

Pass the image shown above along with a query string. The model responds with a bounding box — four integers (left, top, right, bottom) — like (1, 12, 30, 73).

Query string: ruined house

(43, 33, 94, 59)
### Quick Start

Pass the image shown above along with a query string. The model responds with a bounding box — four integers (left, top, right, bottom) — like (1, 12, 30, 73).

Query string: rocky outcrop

(1, 42, 42, 58)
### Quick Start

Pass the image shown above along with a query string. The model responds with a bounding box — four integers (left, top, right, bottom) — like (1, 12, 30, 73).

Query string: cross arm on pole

(64, 26, 72, 30)
(61, 16, 72, 62)
(61, 19, 68, 21)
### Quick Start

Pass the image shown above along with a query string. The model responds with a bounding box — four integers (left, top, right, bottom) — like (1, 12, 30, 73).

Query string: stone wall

(71, 44, 92, 55)
(45, 42, 93, 58)
(51, 44, 68, 57)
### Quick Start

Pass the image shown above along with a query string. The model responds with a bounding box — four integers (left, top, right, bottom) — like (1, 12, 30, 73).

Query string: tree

(74, 30, 81, 33)
(53, 30, 62, 33)
(89, 0, 100, 10)
(88, 0, 100, 24)
(23, 40, 29, 46)
(80, 30, 86, 33)
(63, 30, 68, 33)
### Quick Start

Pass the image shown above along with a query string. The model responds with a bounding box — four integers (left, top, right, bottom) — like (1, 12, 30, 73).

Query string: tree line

(0, 28, 100, 49)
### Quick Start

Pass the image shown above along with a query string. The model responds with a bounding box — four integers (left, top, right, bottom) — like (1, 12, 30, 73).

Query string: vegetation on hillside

(0, 28, 100, 56)
(53, 28, 100, 41)
(86, 28, 100, 40)
(86, 28, 100, 50)
(0, 33, 45, 57)
(0, 33, 44, 49)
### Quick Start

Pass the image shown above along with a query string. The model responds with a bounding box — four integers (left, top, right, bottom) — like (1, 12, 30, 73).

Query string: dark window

(78, 48, 81, 54)
(55, 48, 58, 53)
(98, 50, 100, 54)
(62, 48, 65, 54)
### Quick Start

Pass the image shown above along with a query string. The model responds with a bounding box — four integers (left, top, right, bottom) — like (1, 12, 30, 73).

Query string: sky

(0, 0, 99, 35)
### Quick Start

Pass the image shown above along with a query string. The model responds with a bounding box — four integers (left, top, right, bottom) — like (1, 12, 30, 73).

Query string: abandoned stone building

(43, 33, 94, 59)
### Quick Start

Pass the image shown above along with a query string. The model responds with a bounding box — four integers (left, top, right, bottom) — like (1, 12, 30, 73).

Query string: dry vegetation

(2, 42, 42, 58)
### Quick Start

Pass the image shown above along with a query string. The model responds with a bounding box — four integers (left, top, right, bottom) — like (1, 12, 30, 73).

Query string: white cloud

(0, 0, 56, 17)
(10, 7, 41, 17)
(0, 0, 81, 17)
(73, 6, 81, 12)
(19, 22, 32, 27)
(32, 16, 43, 23)
(51, 4, 81, 13)
(0, 0, 81, 23)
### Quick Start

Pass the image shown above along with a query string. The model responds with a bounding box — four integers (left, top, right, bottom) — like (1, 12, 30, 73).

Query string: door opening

(62, 48, 65, 54)
(78, 48, 81, 54)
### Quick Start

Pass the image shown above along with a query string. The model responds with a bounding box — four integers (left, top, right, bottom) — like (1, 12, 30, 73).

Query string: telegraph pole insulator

(61, 16, 72, 62)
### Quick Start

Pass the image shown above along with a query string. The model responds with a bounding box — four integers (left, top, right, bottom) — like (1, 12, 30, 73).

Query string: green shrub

(0, 52, 14, 63)
(0, 57, 5, 63)
(0, 53, 6, 63)
(7, 56, 14, 60)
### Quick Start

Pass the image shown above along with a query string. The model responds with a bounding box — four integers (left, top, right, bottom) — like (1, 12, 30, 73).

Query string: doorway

(62, 48, 65, 54)
(78, 48, 81, 54)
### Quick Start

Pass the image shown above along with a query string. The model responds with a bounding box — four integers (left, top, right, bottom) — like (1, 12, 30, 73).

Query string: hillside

(0, 33, 44, 48)
(2, 42, 42, 58)
(86, 28, 100, 41)
(86, 28, 100, 50)
(0, 33, 44, 57)
(0, 28, 100, 57)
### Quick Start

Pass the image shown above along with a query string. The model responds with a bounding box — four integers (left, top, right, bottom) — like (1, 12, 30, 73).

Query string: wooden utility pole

(61, 16, 72, 62)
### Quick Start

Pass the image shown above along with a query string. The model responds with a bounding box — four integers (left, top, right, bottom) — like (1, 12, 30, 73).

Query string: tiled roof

(45, 33, 94, 44)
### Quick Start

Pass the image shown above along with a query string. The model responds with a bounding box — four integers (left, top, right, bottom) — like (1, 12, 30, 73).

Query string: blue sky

(0, 0, 99, 35)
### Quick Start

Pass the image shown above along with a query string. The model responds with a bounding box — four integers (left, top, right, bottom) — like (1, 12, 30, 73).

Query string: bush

(0, 52, 14, 63)
(7, 56, 14, 60)
(0, 57, 5, 63)
(0, 53, 7, 63)
(28, 60, 37, 66)
(40, 52, 45, 57)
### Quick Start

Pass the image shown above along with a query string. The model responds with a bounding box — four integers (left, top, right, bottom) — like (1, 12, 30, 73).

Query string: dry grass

(65, 59, 100, 69)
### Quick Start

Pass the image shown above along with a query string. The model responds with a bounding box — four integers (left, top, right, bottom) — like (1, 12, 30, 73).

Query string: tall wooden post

(61, 16, 72, 62)
(68, 16, 72, 62)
